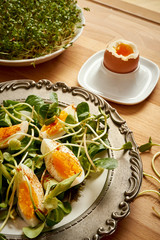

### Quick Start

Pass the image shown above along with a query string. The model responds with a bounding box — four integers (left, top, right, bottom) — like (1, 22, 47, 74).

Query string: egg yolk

(41, 110, 68, 135)
(115, 43, 134, 56)
(52, 150, 82, 179)
(18, 181, 39, 219)
(0, 124, 21, 141)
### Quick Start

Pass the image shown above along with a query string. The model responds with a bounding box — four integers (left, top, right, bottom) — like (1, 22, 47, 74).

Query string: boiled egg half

(16, 164, 45, 227)
(41, 139, 85, 187)
(0, 121, 29, 149)
(40, 105, 77, 139)
(103, 39, 139, 73)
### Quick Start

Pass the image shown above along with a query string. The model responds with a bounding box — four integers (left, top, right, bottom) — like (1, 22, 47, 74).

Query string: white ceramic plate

(78, 50, 160, 105)
(0, 6, 84, 67)
(0, 79, 142, 240)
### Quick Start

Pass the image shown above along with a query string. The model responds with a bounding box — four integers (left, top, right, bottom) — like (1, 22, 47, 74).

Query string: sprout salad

(0, 93, 132, 238)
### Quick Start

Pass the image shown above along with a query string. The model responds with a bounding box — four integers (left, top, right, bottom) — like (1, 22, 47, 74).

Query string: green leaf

(0, 151, 3, 163)
(139, 137, 153, 152)
(39, 104, 49, 119)
(46, 207, 64, 227)
(94, 157, 118, 170)
(3, 152, 15, 163)
(50, 92, 58, 105)
(3, 100, 19, 107)
(8, 139, 21, 150)
(25, 95, 44, 113)
(23, 222, 45, 239)
(65, 114, 77, 124)
(139, 143, 152, 152)
(0, 233, 7, 240)
(0, 210, 8, 221)
(0, 112, 12, 127)
(1, 164, 12, 181)
(47, 106, 61, 119)
(58, 201, 71, 214)
(44, 197, 58, 211)
(77, 102, 89, 121)
(32, 155, 44, 169)
(44, 116, 56, 126)
(122, 142, 132, 150)
(45, 173, 80, 199)
(46, 200, 71, 227)
(88, 142, 106, 159)
(0, 202, 7, 208)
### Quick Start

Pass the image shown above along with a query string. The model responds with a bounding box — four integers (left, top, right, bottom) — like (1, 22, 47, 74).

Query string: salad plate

(78, 50, 160, 105)
(0, 79, 143, 240)
(0, 5, 84, 67)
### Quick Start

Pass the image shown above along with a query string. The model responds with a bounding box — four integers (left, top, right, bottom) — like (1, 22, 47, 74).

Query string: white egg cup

(78, 50, 159, 105)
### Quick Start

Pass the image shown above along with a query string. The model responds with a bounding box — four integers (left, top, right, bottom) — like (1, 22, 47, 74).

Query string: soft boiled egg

(0, 121, 29, 149)
(41, 139, 85, 187)
(40, 105, 77, 139)
(103, 39, 139, 73)
(16, 164, 45, 227)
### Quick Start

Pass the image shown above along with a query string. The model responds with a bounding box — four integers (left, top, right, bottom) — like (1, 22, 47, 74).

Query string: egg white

(107, 39, 139, 61)
(0, 121, 29, 149)
(40, 105, 77, 139)
(41, 139, 85, 187)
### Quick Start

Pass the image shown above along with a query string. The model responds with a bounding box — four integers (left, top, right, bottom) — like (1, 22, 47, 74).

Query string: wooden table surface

(0, 0, 160, 239)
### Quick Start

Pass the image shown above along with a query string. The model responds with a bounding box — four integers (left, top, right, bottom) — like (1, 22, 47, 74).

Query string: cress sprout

(0, 0, 83, 60)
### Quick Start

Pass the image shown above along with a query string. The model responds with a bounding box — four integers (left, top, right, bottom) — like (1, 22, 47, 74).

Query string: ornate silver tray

(0, 79, 143, 240)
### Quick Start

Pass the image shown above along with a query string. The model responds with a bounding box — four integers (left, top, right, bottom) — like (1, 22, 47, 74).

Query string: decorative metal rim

(0, 79, 143, 240)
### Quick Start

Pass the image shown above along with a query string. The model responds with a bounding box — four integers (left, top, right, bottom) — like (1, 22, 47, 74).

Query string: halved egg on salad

(16, 164, 45, 227)
(0, 121, 29, 149)
(40, 105, 77, 139)
(41, 139, 85, 187)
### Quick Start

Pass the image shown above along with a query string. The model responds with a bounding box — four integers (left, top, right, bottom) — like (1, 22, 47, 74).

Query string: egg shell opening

(103, 49, 139, 74)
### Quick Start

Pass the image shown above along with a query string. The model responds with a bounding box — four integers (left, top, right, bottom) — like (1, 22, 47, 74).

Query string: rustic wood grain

(0, 0, 160, 239)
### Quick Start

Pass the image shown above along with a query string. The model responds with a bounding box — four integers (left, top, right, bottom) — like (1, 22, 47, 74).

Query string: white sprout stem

(85, 123, 121, 151)
(63, 143, 85, 148)
(143, 172, 160, 184)
(13, 109, 34, 123)
(5, 174, 16, 205)
(151, 151, 160, 178)
(83, 128, 96, 170)
(76, 140, 100, 145)
(96, 118, 100, 133)
(137, 189, 160, 198)
(53, 127, 83, 141)
(92, 115, 107, 141)
(4, 102, 39, 119)
(57, 115, 95, 128)
(77, 137, 84, 159)
(29, 122, 41, 136)
(1, 106, 41, 138)
(19, 152, 29, 165)
(12, 129, 34, 157)
(1, 106, 22, 123)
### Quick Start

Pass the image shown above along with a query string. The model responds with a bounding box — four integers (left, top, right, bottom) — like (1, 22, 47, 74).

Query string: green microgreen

(0, 0, 82, 60)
